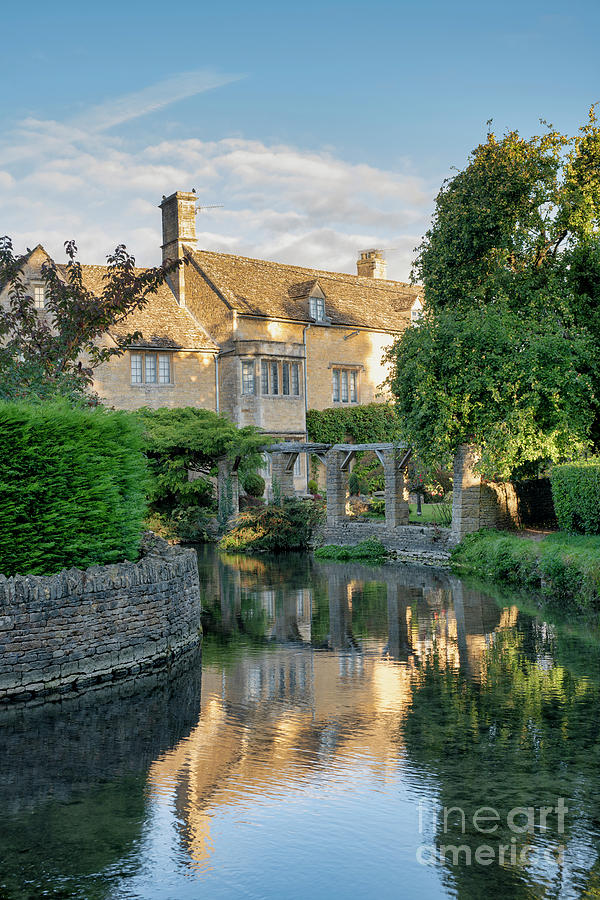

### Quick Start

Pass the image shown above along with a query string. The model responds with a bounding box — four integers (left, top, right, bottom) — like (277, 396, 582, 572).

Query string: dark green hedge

(306, 403, 403, 444)
(550, 459, 600, 534)
(0, 403, 148, 575)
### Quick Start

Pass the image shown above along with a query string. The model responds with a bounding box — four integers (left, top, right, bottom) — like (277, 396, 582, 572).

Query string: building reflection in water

(150, 550, 508, 872)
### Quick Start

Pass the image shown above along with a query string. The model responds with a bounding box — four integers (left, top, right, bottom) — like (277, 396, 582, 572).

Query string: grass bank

(314, 537, 388, 563)
(361, 502, 452, 526)
(451, 530, 600, 615)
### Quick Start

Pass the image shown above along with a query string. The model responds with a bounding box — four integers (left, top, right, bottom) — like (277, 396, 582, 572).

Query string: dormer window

(33, 284, 46, 309)
(309, 296, 325, 321)
(411, 297, 423, 325)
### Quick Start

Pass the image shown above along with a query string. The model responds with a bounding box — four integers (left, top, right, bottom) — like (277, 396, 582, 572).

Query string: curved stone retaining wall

(0, 536, 202, 704)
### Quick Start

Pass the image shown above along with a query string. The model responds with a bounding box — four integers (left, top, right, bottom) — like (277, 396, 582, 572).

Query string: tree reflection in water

(1, 546, 600, 900)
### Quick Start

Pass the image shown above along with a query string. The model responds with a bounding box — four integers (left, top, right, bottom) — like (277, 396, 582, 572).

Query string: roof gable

(75, 265, 219, 351)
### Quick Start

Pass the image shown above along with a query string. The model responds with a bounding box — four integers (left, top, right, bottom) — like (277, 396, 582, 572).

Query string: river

(1, 546, 599, 899)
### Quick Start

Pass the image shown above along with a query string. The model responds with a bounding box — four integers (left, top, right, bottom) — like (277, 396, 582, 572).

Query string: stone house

(5, 191, 422, 489)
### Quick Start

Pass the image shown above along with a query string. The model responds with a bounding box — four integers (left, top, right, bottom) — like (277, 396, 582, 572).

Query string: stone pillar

(326, 449, 349, 526)
(451, 444, 482, 541)
(383, 449, 409, 529)
(271, 452, 295, 500)
(218, 457, 239, 521)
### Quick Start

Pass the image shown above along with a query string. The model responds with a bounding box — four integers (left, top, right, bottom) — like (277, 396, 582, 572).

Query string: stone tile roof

(187, 249, 420, 332)
(71, 265, 219, 351)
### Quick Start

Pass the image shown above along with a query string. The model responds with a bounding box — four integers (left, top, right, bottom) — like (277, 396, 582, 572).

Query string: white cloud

(0, 103, 434, 280)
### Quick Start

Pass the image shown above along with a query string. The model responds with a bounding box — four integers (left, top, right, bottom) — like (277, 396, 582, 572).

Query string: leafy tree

(387, 110, 600, 479)
(136, 407, 264, 537)
(0, 237, 176, 403)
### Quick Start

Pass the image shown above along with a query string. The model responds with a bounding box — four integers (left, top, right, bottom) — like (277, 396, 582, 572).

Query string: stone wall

(321, 521, 451, 566)
(0, 535, 202, 705)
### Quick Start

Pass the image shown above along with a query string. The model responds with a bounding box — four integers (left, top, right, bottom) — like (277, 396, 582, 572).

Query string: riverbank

(451, 530, 600, 614)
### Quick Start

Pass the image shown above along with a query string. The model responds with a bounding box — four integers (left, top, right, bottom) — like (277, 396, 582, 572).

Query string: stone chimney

(357, 248, 387, 279)
(159, 191, 198, 305)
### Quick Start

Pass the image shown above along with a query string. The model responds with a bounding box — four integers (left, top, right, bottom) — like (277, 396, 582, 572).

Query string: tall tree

(387, 110, 600, 479)
(0, 238, 177, 403)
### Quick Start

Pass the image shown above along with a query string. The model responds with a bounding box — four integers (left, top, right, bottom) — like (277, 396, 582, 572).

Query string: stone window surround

(130, 350, 174, 386)
(331, 365, 360, 404)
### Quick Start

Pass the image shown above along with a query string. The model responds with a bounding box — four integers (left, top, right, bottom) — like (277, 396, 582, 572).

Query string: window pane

(333, 369, 340, 402)
(261, 360, 269, 394)
(293, 453, 301, 476)
(291, 363, 300, 395)
(350, 370, 357, 402)
(33, 286, 45, 309)
(242, 361, 255, 394)
(159, 354, 171, 384)
(131, 354, 142, 384)
(309, 298, 316, 319)
(282, 362, 290, 395)
(317, 298, 325, 320)
(270, 362, 279, 395)
(341, 370, 348, 402)
(145, 354, 157, 383)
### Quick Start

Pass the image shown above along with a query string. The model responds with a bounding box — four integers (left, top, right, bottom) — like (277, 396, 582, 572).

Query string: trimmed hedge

(0, 403, 148, 575)
(551, 459, 600, 534)
(306, 402, 403, 444)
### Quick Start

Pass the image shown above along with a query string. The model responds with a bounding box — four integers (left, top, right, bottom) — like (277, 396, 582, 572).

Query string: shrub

(551, 459, 600, 534)
(0, 402, 148, 575)
(307, 478, 319, 495)
(348, 472, 361, 495)
(219, 499, 325, 553)
(314, 537, 388, 562)
(242, 472, 265, 497)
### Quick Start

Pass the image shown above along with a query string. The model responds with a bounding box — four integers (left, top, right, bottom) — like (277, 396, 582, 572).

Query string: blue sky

(1, 0, 598, 279)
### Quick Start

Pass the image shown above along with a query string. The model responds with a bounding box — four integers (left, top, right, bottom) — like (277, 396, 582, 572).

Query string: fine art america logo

(416, 799, 568, 867)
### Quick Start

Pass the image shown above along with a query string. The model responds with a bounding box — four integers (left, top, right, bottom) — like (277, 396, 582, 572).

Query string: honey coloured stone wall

(93, 348, 217, 411)
(0, 536, 202, 705)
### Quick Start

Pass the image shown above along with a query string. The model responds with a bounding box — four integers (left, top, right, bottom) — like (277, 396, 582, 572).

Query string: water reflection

(1, 548, 599, 900)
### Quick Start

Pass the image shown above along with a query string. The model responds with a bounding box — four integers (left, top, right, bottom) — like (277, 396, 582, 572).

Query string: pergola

(218, 441, 413, 528)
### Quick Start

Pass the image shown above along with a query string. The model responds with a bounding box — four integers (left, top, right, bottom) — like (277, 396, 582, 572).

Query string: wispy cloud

(71, 69, 243, 132)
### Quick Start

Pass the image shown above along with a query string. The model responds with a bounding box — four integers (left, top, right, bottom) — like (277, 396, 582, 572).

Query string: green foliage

(314, 537, 388, 562)
(451, 529, 600, 613)
(387, 294, 594, 478)
(0, 237, 175, 403)
(307, 478, 319, 495)
(0, 402, 148, 575)
(219, 499, 325, 553)
(348, 471, 361, 495)
(550, 458, 600, 534)
(387, 111, 600, 479)
(136, 407, 263, 540)
(242, 471, 265, 498)
(306, 402, 403, 444)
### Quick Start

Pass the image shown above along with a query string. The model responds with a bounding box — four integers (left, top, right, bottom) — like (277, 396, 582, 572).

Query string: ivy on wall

(306, 403, 403, 445)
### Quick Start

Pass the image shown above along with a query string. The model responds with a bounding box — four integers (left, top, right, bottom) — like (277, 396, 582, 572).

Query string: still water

(1, 547, 600, 899)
